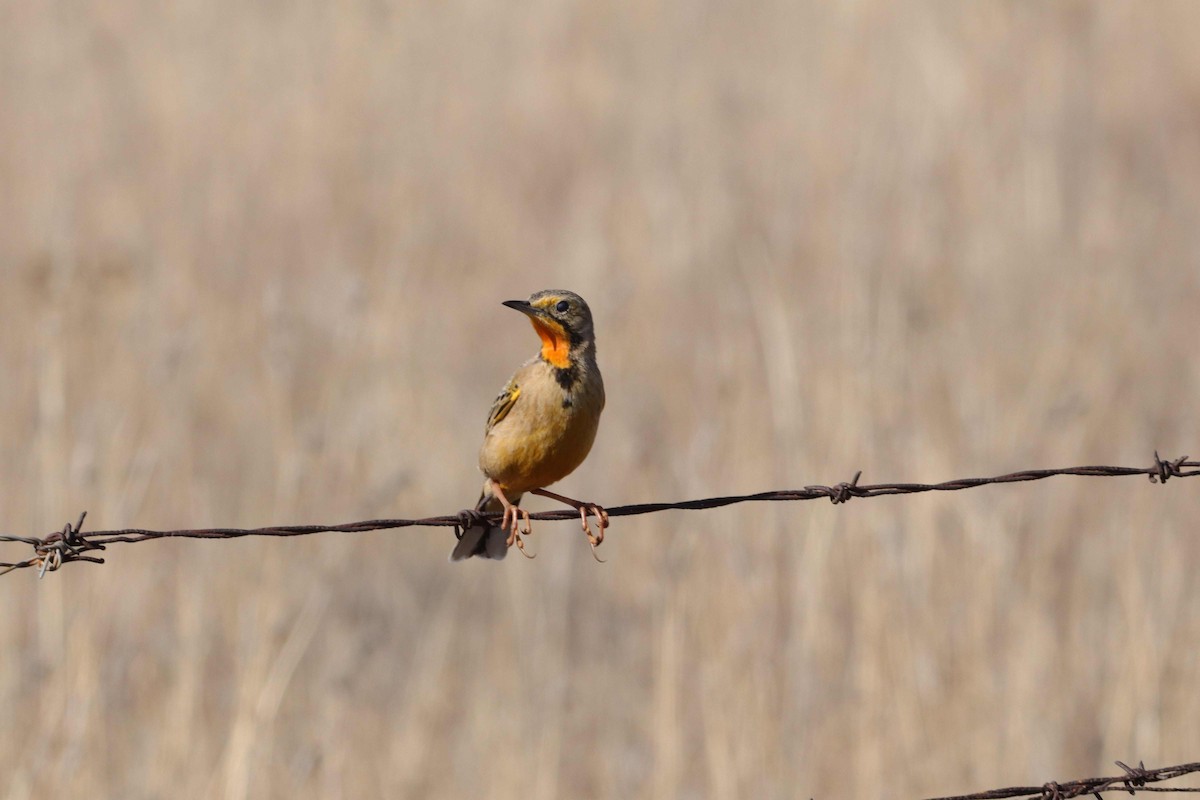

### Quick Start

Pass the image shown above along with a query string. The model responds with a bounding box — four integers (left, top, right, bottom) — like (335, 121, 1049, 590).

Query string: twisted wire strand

(1, 452, 1195, 577)
(927, 759, 1200, 800)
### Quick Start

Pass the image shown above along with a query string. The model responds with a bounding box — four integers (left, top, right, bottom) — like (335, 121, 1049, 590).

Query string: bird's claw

(578, 504, 608, 562)
(502, 505, 535, 559)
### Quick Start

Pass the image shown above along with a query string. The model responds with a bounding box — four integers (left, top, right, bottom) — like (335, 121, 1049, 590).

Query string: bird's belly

(480, 403, 600, 494)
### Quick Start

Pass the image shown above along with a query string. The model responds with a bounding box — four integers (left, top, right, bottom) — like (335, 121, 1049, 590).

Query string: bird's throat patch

(531, 318, 571, 368)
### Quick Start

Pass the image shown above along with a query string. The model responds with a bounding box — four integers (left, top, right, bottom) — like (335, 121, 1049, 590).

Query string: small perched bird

(451, 290, 608, 562)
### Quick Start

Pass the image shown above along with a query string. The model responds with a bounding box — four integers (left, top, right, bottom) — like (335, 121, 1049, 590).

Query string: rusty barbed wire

(0, 451, 1195, 577)
(926, 759, 1200, 800)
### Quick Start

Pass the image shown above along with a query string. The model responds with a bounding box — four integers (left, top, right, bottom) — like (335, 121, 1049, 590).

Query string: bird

(451, 289, 608, 562)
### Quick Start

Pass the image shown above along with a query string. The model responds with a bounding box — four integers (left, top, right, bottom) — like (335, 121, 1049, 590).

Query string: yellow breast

(479, 359, 604, 494)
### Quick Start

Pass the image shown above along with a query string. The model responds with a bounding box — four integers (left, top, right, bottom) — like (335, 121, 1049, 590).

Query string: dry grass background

(1, 2, 1198, 798)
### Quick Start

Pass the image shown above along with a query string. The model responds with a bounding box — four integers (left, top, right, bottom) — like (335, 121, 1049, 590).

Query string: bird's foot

(530, 488, 609, 563)
(501, 504, 535, 559)
(578, 503, 608, 563)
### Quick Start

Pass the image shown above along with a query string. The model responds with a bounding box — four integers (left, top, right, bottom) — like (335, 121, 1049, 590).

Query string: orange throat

(531, 318, 571, 368)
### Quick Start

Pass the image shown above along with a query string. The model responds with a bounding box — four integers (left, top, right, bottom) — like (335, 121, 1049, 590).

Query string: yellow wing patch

(485, 380, 521, 432)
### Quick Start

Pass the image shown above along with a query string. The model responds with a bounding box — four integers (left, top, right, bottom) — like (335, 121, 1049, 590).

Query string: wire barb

(807, 470, 864, 504)
(453, 508, 488, 541)
(1149, 451, 1191, 484)
(1116, 760, 1149, 793)
(1, 452, 1196, 577)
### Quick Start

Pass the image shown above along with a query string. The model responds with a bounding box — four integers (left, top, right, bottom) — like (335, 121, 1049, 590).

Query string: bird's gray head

(502, 290, 597, 366)
(526, 289, 594, 341)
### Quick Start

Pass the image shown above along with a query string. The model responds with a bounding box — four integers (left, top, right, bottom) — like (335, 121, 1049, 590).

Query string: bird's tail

(449, 486, 520, 561)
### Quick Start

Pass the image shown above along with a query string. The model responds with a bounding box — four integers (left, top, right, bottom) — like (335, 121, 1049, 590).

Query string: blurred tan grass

(1, 2, 1199, 798)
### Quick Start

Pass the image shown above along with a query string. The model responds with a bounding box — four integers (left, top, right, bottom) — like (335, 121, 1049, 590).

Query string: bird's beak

(502, 299, 541, 317)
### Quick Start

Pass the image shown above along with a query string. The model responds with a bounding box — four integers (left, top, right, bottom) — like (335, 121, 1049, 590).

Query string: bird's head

(502, 290, 595, 368)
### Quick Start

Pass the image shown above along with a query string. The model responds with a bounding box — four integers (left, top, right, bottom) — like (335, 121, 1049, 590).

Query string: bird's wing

(485, 377, 521, 432)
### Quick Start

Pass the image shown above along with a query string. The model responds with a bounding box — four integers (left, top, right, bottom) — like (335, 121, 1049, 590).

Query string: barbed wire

(0, 451, 1194, 578)
(927, 759, 1200, 800)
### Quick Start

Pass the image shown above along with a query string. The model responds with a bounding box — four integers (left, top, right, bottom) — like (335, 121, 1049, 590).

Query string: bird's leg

(530, 488, 609, 562)
(489, 480, 535, 559)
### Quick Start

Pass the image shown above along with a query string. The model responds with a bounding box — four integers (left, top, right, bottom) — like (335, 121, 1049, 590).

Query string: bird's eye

(555, 300, 570, 313)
